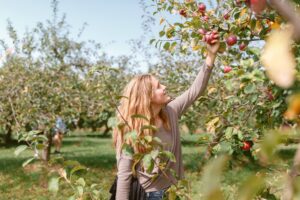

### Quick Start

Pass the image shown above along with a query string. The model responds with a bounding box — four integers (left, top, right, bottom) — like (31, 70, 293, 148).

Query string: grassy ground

(0, 132, 294, 200)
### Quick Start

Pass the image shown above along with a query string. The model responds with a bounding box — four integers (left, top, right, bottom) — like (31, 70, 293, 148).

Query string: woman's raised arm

(167, 36, 220, 117)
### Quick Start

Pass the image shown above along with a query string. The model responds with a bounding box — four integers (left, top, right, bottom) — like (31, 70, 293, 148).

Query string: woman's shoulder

(165, 104, 178, 119)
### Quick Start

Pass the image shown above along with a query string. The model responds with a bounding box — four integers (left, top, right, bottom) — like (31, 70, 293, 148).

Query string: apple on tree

(203, 30, 218, 45)
(179, 9, 187, 17)
(241, 141, 253, 151)
(239, 43, 247, 51)
(198, 3, 206, 13)
(223, 13, 230, 20)
(223, 66, 232, 73)
(226, 35, 237, 46)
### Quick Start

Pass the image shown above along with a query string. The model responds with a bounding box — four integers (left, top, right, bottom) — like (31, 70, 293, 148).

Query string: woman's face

(151, 77, 171, 105)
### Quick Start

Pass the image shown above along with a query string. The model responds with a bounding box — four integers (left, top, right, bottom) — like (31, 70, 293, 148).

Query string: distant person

(52, 117, 67, 154)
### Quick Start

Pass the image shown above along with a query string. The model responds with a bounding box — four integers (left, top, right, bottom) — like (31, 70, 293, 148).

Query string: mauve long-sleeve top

(115, 62, 214, 200)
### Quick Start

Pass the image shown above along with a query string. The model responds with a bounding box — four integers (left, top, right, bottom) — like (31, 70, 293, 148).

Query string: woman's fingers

(210, 39, 219, 44)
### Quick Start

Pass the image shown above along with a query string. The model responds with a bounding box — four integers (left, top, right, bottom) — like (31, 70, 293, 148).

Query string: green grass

(0, 133, 294, 200)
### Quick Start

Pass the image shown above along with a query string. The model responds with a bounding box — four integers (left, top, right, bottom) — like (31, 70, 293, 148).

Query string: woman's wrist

(205, 53, 216, 68)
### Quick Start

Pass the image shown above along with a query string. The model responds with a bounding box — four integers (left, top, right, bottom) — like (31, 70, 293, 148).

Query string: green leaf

(225, 127, 234, 140)
(68, 195, 76, 200)
(116, 95, 128, 100)
(150, 150, 159, 159)
(159, 31, 165, 37)
(48, 177, 59, 194)
(36, 143, 45, 150)
(76, 177, 86, 187)
(153, 137, 162, 144)
(22, 157, 35, 167)
(150, 39, 156, 45)
(142, 154, 154, 173)
(37, 135, 48, 141)
(64, 160, 81, 167)
(124, 131, 138, 143)
(77, 186, 84, 196)
(141, 125, 157, 132)
(240, 59, 254, 68)
(163, 42, 170, 51)
(168, 190, 177, 200)
(244, 83, 256, 94)
(131, 114, 149, 121)
(107, 117, 118, 128)
(70, 165, 87, 176)
(144, 135, 153, 143)
(122, 143, 134, 157)
(15, 145, 28, 156)
(161, 151, 176, 162)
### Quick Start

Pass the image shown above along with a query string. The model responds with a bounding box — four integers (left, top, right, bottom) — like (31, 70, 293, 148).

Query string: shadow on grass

(277, 148, 296, 160)
(0, 140, 27, 148)
(0, 154, 116, 177)
(63, 154, 116, 169)
(0, 157, 29, 172)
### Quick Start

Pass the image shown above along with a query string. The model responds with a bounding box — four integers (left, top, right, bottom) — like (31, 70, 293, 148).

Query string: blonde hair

(113, 74, 170, 154)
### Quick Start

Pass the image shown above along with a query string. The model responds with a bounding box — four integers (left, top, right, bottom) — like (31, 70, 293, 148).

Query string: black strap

(109, 176, 147, 200)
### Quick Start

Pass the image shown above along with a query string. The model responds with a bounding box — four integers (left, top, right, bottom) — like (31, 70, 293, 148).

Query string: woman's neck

(151, 104, 164, 127)
(151, 103, 163, 118)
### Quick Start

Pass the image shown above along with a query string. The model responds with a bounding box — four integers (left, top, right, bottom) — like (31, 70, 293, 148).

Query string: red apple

(204, 34, 213, 44)
(239, 43, 247, 51)
(241, 141, 252, 151)
(250, 0, 267, 14)
(203, 30, 218, 45)
(224, 13, 230, 20)
(198, 3, 206, 13)
(179, 9, 187, 17)
(223, 66, 232, 73)
(266, 90, 274, 101)
(226, 35, 237, 46)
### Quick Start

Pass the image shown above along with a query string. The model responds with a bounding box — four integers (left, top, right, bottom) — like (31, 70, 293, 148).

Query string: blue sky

(0, 0, 162, 70)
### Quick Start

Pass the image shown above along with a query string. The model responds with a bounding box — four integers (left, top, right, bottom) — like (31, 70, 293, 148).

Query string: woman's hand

(205, 31, 220, 67)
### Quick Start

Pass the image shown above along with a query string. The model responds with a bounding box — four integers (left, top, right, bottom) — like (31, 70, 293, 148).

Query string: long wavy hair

(113, 74, 170, 155)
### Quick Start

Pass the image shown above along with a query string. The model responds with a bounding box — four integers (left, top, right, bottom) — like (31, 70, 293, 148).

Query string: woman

(113, 34, 220, 200)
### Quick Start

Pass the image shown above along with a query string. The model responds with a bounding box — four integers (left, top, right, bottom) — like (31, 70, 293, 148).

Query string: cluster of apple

(180, 2, 253, 74)
(179, 2, 206, 18)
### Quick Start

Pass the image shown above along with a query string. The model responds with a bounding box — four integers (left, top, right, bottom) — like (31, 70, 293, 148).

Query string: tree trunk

(42, 131, 52, 161)
(102, 123, 111, 137)
(4, 124, 12, 147)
